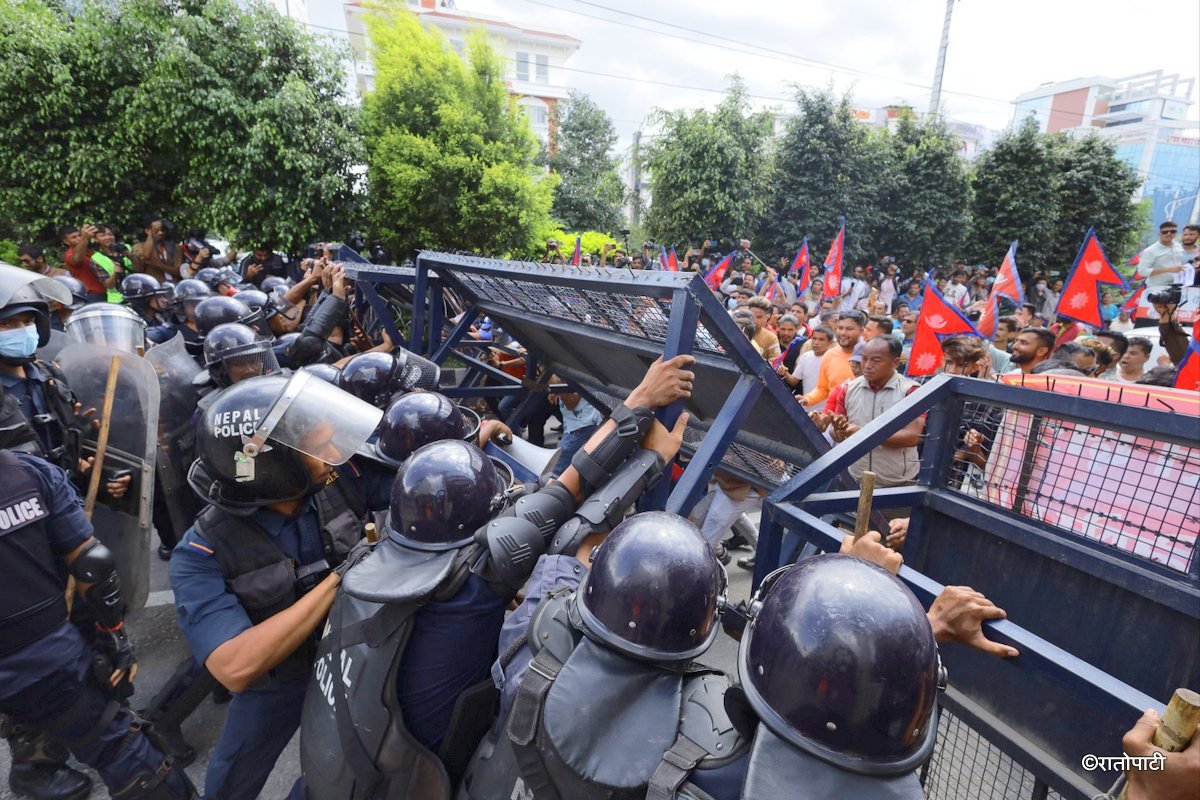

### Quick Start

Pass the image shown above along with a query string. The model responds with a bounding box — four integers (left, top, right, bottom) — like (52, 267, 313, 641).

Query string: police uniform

(169, 458, 391, 800)
(0, 450, 190, 799)
(0, 360, 80, 465)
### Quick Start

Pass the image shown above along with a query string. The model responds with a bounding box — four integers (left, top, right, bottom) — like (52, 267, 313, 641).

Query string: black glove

(95, 623, 136, 698)
(334, 538, 374, 577)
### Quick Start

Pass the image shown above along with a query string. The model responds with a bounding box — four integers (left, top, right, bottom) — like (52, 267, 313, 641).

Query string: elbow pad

(549, 449, 664, 556)
(471, 482, 578, 593)
(70, 539, 124, 631)
(290, 294, 348, 367)
(569, 405, 655, 495)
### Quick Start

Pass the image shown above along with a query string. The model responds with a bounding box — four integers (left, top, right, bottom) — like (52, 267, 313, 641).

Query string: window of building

(516, 51, 530, 82)
(535, 54, 549, 84)
(518, 97, 551, 142)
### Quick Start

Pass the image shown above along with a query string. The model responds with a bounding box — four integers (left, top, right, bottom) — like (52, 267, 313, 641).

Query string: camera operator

(181, 228, 238, 276)
(59, 224, 126, 303)
(1134, 221, 1187, 328)
(136, 215, 183, 282)
(1148, 286, 1191, 367)
(543, 240, 564, 265)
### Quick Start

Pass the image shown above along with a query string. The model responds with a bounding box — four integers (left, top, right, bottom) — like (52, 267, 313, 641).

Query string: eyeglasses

(1162, 230, 1178, 235)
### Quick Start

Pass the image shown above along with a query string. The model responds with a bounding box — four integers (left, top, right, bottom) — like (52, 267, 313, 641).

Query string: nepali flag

(907, 273, 985, 377)
(977, 241, 1023, 338)
(1176, 337, 1200, 392)
(1055, 228, 1129, 328)
(766, 280, 785, 304)
(790, 238, 811, 288)
(570, 235, 582, 266)
(772, 337, 799, 370)
(659, 245, 669, 270)
(821, 218, 845, 299)
(704, 252, 733, 291)
(667, 246, 679, 272)
(1120, 281, 1145, 315)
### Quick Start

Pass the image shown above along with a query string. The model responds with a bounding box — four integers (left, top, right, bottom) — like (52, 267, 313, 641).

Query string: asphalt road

(0, 530, 759, 800)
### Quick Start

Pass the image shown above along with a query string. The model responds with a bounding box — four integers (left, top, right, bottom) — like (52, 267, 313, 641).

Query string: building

(262, 0, 309, 24)
(770, 104, 997, 161)
(344, 0, 581, 143)
(1013, 71, 1200, 226)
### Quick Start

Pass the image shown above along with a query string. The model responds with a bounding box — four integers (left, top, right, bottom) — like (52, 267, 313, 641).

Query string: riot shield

(36, 328, 70, 362)
(144, 334, 204, 541)
(55, 343, 159, 611)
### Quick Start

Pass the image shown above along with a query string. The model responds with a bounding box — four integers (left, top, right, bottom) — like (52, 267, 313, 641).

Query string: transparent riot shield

(55, 343, 159, 611)
(144, 333, 204, 545)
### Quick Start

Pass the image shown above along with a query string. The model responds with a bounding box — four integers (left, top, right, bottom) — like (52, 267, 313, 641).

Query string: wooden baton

(1116, 687, 1200, 800)
(852, 470, 877, 543)
(83, 355, 121, 520)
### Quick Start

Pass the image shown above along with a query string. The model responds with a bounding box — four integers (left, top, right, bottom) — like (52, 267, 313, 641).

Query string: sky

(308, 0, 1200, 150)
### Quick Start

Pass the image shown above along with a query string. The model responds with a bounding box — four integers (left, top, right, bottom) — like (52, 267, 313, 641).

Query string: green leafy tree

(968, 119, 1062, 275)
(759, 88, 891, 267)
(0, 0, 360, 251)
(548, 91, 625, 233)
(640, 76, 773, 247)
(362, 1, 555, 258)
(1050, 132, 1142, 269)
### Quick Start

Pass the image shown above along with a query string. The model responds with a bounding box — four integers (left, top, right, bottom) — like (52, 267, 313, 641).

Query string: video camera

(1147, 286, 1182, 306)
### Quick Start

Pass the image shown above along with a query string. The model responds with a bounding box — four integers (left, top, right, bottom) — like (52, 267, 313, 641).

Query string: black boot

(8, 764, 92, 800)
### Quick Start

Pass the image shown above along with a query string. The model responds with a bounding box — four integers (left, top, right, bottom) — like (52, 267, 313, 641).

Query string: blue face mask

(0, 324, 40, 359)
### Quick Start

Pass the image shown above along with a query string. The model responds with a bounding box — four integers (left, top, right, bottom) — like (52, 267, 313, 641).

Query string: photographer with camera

(59, 224, 125, 303)
(1134, 221, 1188, 328)
(136, 215, 184, 282)
(542, 240, 564, 264)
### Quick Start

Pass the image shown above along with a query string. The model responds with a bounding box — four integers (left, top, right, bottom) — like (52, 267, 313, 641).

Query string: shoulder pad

(680, 672, 750, 767)
(527, 590, 580, 666)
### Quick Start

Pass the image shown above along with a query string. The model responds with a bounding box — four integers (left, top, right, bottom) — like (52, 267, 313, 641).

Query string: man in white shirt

(1110, 337, 1152, 383)
(838, 270, 870, 313)
(942, 269, 969, 309)
(782, 325, 833, 407)
(1109, 307, 1135, 333)
(1135, 221, 1187, 327)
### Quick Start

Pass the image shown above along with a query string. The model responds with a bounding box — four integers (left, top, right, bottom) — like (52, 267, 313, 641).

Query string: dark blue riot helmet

(233, 289, 276, 336)
(52, 274, 89, 309)
(173, 278, 213, 324)
(387, 439, 505, 550)
(121, 273, 172, 312)
(738, 555, 944, 777)
(300, 362, 342, 385)
(374, 391, 480, 466)
(338, 349, 441, 408)
(572, 512, 727, 664)
(261, 276, 289, 293)
(203, 323, 281, 388)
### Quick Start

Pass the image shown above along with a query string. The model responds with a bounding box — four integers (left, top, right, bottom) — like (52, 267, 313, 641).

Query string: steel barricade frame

(759, 373, 1200, 799)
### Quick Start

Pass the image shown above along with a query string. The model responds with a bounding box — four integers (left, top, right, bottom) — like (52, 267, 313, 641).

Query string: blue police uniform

(169, 458, 392, 800)
(0, 452, 186, 796)
(0, 362, 60, 454)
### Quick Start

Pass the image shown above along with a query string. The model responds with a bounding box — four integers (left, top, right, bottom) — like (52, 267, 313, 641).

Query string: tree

(0, 0, 361, 252)
(968, 119, 1062, 275)
(1050, 132, 1142, 268)
(547, 92, 625, 233)
(640, 76, 773, 247)
(758, 88, 891, 267)
(876, 115, 971, 268)
(362, 1, 555, 258)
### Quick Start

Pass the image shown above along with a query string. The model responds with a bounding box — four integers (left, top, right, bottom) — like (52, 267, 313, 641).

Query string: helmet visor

(65, 303, 147, 354)
(220, 341, 281, 384)
(260, 371, 383, 465)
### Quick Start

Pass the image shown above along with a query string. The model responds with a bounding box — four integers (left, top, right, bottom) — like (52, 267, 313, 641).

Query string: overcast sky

(309, 0, 1200, 150)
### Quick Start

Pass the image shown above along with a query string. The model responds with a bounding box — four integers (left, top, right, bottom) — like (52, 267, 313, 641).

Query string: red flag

(659, 245, 669, 270)
(772, 337, 799, 369)
(907, 275, 985, 377)
(790, 238, 811, 285)
(766, 280, 784, 304)
(570, 235, 581, 267)
(1055, 228, 1129, 327)
(668, 246, 679, 272)
(704, 253, 733, 291)
(821, 218, 845, 299)
(1176, 340, 1200, 392)
(1120, 282, 1144, 314)
(977, 241, 1022, 339)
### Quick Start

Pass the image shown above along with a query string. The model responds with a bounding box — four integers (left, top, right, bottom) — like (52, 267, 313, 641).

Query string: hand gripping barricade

(299, 403, 668, 800)
(456, 512, 748, 800)
(55, 342, 159, 610)
(730, 555, 945, 799)
(145, 334, 205, 542)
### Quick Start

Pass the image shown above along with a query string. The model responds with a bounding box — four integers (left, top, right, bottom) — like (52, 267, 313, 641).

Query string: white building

(344, 0, 581, 143)
(264, 0, 309, 24)
(1013, 71, 1200, 226)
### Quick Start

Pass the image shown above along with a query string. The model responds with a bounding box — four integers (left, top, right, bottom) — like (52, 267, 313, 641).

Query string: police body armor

(0, 450, 69, 655)
(194, 472, 367, 684)
(0, 358, 83, 473)
(457, 591, 749, 800)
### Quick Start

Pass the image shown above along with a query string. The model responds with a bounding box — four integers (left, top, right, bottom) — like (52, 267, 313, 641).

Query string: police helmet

(193, 267, 222, 289)
(300, 362, 341, 384)
(194, 296, 264, 338)
(337, 351, 400, 407)
(388, 439, 505, 550)
(203, 322, 281, 388)
(374, 391, 479, 466)
(52, 275, 89, 309)
(572, 512, 727, 664)
(173, 278, 213, 321)
(190, 371, 382, 509)
(739, 555, 943, 776)
(261, 276, 289, 293)
(121, 273, 171, 310)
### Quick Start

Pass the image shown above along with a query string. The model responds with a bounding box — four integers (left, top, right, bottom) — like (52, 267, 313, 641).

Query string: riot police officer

(0, 448, 194, 799)
(166, 279, 213, 358)
(122, 274, 175, 343)
(48, 275, 88, 333)
(202, 323, 281, 389)
(169, 371, 390, 800)
(299, 355, 697, 800)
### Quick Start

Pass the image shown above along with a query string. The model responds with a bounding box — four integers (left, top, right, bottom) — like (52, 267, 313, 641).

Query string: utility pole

(630, 130, 642, 228)
(927, 0, 956, 118)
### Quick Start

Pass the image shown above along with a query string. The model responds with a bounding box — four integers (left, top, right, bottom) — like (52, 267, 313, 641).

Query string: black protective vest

(457, 592, 749, 800)
(195, 473, 366, 683)
(0, 361, 82, 474)
(298, 548, 493, 800)
(0, 451, 69, 655)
